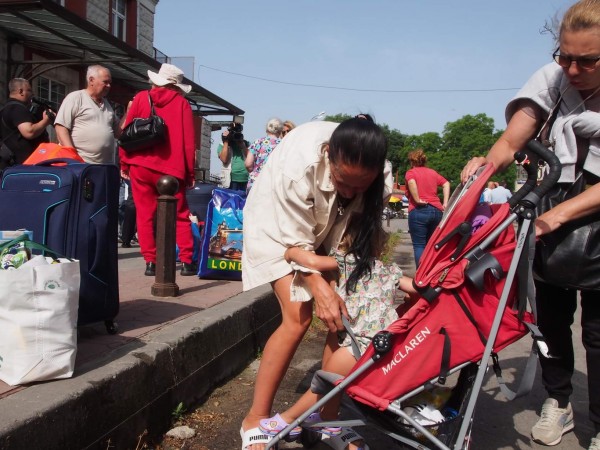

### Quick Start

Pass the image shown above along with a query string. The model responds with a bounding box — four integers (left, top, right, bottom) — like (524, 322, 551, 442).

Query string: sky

(153, 0, 574, 176)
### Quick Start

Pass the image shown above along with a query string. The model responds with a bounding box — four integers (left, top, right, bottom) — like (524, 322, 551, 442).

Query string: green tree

(433, 113, 511, 188)
(323, 112, 515, 192)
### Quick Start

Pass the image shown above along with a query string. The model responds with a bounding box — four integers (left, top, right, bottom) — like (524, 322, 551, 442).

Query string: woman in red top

(120, 63, 196, 277)
(405, 149, 450, 266)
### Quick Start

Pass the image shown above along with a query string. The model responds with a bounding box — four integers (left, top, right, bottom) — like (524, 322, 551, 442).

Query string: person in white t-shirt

(489, 181, 512, 204)
(55, 65, 126, 164)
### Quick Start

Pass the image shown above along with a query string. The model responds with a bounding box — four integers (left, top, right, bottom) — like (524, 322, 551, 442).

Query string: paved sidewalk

(0, 238, 281, 449)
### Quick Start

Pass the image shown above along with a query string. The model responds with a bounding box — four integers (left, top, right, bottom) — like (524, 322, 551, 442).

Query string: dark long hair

(328, 115, 388, 293)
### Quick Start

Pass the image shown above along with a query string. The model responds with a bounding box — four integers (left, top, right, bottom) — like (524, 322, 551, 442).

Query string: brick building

(0, 0, 243, 179)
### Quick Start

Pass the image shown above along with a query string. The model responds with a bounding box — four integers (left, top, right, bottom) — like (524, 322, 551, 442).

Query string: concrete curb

(0, 284, 279, 450)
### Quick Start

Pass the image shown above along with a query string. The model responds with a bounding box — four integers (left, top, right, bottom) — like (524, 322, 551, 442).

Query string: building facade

(0, 0, 242, 178)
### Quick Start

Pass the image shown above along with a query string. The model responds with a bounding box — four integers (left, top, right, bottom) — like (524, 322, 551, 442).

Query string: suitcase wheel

(105, 320, 119, 335)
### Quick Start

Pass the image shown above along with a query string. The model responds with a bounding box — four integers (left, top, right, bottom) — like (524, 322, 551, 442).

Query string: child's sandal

(302, 412, 342, 436)
(258, 413, 302, 437)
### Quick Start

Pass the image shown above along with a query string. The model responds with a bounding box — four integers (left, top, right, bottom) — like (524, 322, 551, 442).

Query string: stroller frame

(265, 140, 561, 450)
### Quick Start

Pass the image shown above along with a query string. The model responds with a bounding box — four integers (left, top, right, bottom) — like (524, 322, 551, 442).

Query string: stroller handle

(520, 140, 562, 207)
(508, 149, 540, 207)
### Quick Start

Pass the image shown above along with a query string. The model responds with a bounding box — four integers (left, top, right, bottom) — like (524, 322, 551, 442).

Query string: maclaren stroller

(266, 140, 561, 450)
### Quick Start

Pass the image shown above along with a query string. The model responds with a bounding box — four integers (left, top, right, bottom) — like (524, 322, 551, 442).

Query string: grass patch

(380, 231, 402, 264)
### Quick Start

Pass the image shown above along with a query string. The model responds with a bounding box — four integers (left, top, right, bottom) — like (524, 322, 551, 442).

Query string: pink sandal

(259, 413, 302, 437)
(302, 412, 342, 436)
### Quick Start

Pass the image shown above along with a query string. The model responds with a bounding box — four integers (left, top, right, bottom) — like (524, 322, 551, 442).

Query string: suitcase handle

(34, 158, 86, 167)
(0, 234, 72, 261)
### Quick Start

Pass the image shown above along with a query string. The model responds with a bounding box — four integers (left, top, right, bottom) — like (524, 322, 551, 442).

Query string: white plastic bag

(220, 161, 231, 188)
(0, 252, 80, 386)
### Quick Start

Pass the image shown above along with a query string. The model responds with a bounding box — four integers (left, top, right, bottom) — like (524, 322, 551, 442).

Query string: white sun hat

(147, 63, 192, 94)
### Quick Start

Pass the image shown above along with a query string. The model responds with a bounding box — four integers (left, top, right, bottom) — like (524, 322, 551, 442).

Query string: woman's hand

(304, 273, 347, 332)
(460, 156, 487, 183)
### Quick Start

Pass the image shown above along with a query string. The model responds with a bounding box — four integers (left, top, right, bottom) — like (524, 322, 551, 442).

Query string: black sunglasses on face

(553, 49, 600, 71)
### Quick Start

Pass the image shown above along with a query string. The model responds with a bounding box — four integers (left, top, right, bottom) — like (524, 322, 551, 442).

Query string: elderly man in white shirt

(55, 65, 126, 164)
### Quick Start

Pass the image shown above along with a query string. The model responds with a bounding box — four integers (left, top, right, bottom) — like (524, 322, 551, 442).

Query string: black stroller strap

(451, 290, 488, 345)
(438, 327, 451, 385)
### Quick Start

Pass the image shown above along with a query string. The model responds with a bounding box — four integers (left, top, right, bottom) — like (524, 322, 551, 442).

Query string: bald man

(0, 78, 51, 168)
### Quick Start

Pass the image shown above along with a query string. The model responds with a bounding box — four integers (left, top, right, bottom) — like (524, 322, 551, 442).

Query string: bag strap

(0, 234, 71, 261)
(536, 93, 563, 146)
(148, 91, 157, 116)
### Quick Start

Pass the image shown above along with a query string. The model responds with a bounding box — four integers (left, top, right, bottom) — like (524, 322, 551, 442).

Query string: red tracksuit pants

(128, 165, 193, 264)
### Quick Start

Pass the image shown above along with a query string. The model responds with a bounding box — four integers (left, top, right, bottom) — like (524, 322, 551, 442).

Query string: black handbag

(534, 170, 600, 290)
(531, 91, 600, 290)
(118, 92, 166, 153)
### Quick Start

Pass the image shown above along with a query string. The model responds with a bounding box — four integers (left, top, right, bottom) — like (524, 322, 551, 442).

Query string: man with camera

(218, 122, 249, 191)
(0, 78, 53, 169)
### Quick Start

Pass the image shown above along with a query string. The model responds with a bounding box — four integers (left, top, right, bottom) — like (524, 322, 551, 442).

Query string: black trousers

(119, 197, 137, 245)
(536, 281, 600, 425)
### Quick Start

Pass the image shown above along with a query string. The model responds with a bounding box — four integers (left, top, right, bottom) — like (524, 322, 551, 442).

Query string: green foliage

(380, 232, 402, 265)
(324, 113, 353, 124)
(323, 112, 517, 192)
(171, 402, 187, 421)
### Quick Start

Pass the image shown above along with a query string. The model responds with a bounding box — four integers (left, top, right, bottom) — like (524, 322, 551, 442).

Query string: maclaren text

(382, 327, 431, 375)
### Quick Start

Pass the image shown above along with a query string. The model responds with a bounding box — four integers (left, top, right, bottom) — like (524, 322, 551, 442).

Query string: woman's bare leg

(241, 274, 313, 449)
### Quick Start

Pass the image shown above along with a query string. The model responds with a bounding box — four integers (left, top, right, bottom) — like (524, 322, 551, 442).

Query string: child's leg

(280, 346, 357, 423)
(322, 331, 340, 367)
(318, 346, 357, 420)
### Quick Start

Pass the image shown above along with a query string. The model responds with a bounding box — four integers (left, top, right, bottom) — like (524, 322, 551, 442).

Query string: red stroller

(266, 140, 561, 450)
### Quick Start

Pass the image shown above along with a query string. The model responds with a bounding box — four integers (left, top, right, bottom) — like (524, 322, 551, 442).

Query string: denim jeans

(408, 204, 442, 266)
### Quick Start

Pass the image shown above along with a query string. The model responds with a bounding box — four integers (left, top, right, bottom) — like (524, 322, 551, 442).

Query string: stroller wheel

(300, 428, 322, 447)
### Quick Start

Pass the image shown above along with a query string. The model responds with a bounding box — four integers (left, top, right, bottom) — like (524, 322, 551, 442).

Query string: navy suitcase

(186, 181, 216, 223)
(0, 160, 120, 333)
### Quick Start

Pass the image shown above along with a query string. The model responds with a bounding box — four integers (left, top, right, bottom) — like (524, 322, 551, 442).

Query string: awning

(0, 0, 244, 117)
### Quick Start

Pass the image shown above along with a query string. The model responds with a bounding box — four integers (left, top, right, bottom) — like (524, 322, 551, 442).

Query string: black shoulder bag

(533, 95, 600, 290)
(118, 92, 166, 153)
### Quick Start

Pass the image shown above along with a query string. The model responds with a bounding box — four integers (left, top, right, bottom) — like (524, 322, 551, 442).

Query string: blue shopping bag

(198, 188, 245, 280)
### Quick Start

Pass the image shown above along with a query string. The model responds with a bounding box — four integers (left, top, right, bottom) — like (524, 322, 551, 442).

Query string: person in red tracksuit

(119, 63, 196, 277)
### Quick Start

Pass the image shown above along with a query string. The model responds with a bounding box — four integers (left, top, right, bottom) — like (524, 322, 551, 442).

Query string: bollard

(151, 175, 180, 297)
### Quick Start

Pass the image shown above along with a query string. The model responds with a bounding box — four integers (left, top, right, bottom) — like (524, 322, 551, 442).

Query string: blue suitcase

(0, 159, 120, 333)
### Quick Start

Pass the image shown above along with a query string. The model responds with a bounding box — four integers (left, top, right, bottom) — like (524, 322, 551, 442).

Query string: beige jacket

(242, 120, 392, 300)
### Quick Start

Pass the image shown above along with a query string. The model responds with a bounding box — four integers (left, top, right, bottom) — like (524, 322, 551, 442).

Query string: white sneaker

(531, 398, 574, 446)
(589, 432, 600, 450)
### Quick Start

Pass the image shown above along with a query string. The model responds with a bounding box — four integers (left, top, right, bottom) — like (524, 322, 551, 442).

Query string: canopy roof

(0, 0, 243, 117)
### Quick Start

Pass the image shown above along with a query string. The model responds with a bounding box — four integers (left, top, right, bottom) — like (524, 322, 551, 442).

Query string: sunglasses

(553, 49, 600, 71)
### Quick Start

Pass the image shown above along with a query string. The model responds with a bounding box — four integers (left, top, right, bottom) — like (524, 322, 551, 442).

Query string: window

(37, 76, 66, 112)
(112, 0, 127, 40)
(36, 77, 66, 143)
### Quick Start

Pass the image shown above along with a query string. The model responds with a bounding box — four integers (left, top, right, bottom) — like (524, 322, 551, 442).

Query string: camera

(30, 97, 57, 123)
(222, 122, 244, 143)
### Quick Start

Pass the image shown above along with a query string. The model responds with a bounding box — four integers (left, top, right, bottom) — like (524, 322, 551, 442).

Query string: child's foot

(320, 427, 368, 450)
(258, 413, 302, 437)
(302, 412, 343, 436)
